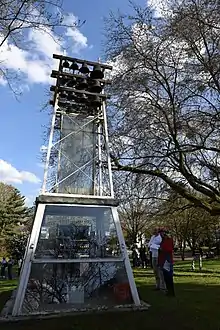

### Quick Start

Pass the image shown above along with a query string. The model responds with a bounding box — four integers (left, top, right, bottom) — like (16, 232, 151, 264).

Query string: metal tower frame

(12, 55, 140, 316)
(41, 55, 114, 198)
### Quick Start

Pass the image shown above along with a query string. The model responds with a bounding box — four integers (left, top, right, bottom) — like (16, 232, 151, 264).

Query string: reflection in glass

(22, 262, 133, 313)
(35, 205, 121, 259)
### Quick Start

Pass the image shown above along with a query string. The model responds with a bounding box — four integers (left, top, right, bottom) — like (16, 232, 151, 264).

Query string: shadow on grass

(134, 268, 220, 279)
(1, 283, 220, 330)
(134, 267, 220, 276)
(0, 283, 17, 289)
(132, 273, 153, 278)
(134, 272, 220, 279)
(174, 267, 220, 274)
(0, 280, 17, 294)
(174, 273, 220, 278)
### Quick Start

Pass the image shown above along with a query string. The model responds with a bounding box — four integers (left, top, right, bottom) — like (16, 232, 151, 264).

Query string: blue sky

(0, 0, 152, 206)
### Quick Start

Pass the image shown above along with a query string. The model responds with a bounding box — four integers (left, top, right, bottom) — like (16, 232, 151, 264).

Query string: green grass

(134, 260, 220, 329)
(1, 260, 220, 330)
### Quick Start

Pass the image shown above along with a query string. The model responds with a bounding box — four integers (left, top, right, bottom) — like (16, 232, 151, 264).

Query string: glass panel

(58, 114, 96, 195)
(35, 205, 121, 259)
(22, 262, 133, 314)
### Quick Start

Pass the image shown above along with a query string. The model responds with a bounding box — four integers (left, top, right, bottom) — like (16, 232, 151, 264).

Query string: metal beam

(32, 257, 124, 264)
(50, 85, 110, 98)
(53, 54, 112, 70)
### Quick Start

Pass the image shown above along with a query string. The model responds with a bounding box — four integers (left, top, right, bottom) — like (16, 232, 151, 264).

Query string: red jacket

(158, 237, 174, 266)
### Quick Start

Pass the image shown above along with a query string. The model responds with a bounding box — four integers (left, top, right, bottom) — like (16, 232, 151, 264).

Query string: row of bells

(62, 60, 104, 79)
(59, 76, 103, 94)
(58, 93, 102, 107)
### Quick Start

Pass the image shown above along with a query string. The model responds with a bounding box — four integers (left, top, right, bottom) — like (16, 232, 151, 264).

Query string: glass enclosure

(35, 205, 121, 259)
(18, 204, 135, 314)
(22, 261, 133, 313)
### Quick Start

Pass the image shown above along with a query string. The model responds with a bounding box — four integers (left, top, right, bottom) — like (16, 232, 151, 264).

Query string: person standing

(1, 257, 7, 279)
(7, 257, 14, 280)
(139, 245, 147, 268)
(159, 229, 175, 296)
(148, 229, 166, 290)
(132, 245, 139, 268)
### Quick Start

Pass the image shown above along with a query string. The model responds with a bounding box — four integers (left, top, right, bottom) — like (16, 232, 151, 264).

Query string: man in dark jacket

(158, 230, 175, 296)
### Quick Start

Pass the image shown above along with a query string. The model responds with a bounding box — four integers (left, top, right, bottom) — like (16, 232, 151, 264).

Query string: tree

(114, 172, 160, 246)
(0, 182, 28, 252)
(105, 0, 220, 215)
(153, 192, 190, 260)
(5, 230, 29, 260)
(0, 0, 84, 90)
(5, 204, 36, 259)
(154, 190, 220, 259)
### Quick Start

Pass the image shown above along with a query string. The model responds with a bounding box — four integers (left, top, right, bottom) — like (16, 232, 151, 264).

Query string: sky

(0, 0, 160, 206)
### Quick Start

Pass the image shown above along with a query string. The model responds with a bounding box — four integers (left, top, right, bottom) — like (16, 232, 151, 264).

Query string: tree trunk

(181, 247, 185, 261)
(179, 240, 186, 261)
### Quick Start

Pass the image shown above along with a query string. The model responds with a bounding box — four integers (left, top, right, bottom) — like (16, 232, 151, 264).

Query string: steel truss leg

(111, 207, 141, 305)
(12, 204, 46, 316)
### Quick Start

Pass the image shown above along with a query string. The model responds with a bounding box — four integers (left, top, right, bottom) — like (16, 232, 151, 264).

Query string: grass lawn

(1, 260, 220, 330)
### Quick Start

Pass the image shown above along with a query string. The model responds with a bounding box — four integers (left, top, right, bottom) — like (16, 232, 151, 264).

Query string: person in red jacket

(158, 229, 175, 296)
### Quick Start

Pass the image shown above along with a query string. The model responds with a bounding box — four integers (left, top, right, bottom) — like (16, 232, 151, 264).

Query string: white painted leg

(12, 204, 46, 316)
(111, 207, 141, 306)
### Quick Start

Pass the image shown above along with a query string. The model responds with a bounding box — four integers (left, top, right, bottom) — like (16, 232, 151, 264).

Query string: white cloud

(0, 33, 57, 85)
(66, 28, 88, 53)
(0, 12, 90, 87)
(0, 159, 41, 184)
(64, 14, 88, 53)
(28, 28, 62, 57)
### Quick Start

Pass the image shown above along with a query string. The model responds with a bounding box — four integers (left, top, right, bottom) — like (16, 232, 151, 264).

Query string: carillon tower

(12, 55, 140, 316)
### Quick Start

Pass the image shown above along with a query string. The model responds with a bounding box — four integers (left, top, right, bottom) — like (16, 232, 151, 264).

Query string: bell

(62, 60, 69, 68)
(75, 93, 87, 103)
(75, 78, 88, 90)
(91, 95, 102, 107)
(59, 91, 68, 99)
(66, 107, 74, 114)
(70, 61, 79, 71)
(90, 80, 102, 93)
(58, 101, 66, 108)
(88, 109, 94, 116)
(66, 78, 76, 87)
(79, 93, 88, 103)
(90, 64, 104, 79)
(67, 92, 75, 101)
(60, 76, 68, 86)
(79, 62, 90, 74)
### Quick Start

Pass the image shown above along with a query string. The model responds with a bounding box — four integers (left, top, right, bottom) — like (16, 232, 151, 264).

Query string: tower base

(12, 195, 140, 316)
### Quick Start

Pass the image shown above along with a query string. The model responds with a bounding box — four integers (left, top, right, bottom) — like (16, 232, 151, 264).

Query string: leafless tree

(105, 0, 220, 215)
(152, 189, 220, 259)
(0, 0, 84, 91)
(113, 172, 164, 245)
